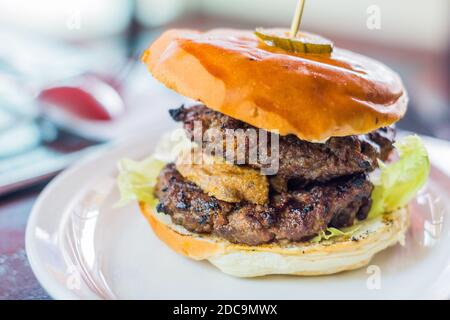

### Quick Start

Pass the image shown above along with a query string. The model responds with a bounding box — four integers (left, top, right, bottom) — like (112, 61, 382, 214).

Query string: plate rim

(25, 143, 115, 299)
(25, 132, 151, 299)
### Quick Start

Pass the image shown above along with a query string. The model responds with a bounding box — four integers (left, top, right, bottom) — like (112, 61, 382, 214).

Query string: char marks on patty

(170, 104, 395, 192)
(154, 164, 373, 246)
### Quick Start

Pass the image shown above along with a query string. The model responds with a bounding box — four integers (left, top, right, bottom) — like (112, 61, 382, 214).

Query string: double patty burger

(120, 29, 429, 277)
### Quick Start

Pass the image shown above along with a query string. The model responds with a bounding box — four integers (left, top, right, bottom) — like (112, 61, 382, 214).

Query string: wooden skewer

(290, 0, 306, 38)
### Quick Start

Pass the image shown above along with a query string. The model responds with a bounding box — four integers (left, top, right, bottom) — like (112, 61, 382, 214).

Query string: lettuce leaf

(116, 156, 166, 207)
(311, 226, 359, 243)
(312, 135, 429, 243)
(368, 135, 430, 218)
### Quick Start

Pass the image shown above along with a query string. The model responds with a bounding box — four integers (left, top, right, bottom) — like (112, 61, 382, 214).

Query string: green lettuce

(311, 226, 359, 243)
(312, 135, 429, 243)
(116, 156, 166, 207)
(368, 135, 430, 218)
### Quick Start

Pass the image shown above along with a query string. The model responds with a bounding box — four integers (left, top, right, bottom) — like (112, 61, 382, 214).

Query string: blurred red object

(38, 74, 124, 121)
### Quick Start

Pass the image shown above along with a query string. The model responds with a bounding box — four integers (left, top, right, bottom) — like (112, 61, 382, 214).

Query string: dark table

(0, 184, 51, 299)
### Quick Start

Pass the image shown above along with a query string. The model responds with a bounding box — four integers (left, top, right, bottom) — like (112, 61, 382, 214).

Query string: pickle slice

(255, 28, 333, 54)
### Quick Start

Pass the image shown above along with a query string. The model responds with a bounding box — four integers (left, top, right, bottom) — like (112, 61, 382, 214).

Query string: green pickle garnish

(255, 28, 333, 54)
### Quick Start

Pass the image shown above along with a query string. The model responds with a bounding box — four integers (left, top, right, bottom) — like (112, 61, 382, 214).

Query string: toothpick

(290, 0, 306, 37)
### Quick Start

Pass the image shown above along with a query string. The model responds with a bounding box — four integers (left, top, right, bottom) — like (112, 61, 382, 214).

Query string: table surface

(0, 183, 51, 299)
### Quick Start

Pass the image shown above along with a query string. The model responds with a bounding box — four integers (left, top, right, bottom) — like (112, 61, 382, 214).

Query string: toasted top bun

(140, 202, 409, 277)
(142, 29, 408, 142)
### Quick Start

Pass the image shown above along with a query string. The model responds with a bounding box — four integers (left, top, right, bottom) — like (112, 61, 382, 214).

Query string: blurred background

(0, 0, 449, 299)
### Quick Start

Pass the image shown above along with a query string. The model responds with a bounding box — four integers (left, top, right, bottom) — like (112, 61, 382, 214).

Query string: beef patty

(154, 164, 373, 246)
(170, 105, 395, 192)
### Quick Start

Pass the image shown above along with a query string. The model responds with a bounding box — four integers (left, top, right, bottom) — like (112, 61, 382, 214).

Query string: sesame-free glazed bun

(142, 29, 408, 142)
(140, 202, 408, 277)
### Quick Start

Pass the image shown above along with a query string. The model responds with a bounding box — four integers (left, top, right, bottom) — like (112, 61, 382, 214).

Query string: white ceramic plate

(26, 129, 450, 300)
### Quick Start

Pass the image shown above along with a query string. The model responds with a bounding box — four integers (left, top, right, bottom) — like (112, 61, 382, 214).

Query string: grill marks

(171, 104, 395, 192)
(154, 164, 373, 245)
(152, 104, 395, 245)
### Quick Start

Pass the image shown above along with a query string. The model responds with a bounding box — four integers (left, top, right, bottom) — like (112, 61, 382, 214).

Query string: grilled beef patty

(170, 105, 395, 192)
(154, 164, 373, 246)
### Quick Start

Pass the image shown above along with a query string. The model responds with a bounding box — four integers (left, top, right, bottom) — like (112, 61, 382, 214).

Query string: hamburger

(118, 28, 430, 277)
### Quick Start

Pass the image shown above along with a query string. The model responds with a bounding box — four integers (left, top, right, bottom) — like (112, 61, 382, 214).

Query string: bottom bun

(139, 202, 409, 277)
